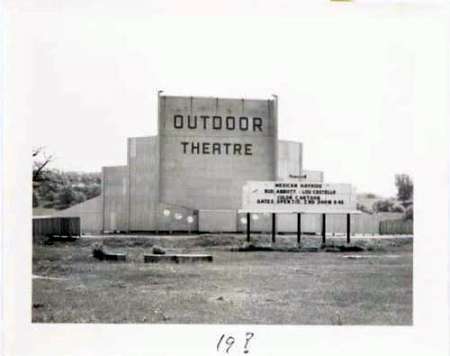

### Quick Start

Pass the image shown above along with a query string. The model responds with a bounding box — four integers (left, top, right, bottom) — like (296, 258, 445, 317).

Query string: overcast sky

(14, 1, 432, 197)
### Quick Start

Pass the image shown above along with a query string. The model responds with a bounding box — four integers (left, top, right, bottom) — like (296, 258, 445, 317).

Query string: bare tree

(33, 147, 53, 182)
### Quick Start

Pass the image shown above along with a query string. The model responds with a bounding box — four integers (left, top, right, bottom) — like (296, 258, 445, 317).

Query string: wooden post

(346, 213, 351, 244)
(321, 213, 326, 244)
(272, 213, 276, 244)
(297, 213, 301, 245)
(246, 212, 251, 242)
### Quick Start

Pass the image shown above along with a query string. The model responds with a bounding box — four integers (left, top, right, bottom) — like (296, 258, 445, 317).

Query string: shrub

(372, 199, 394, 213)
(357, 203, 373, 214)
(391, 204, 406, 213)
(404, 205, 413, 220)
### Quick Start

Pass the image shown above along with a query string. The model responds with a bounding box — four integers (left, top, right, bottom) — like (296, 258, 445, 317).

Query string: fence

(33, 217, 81, 238)
(236, 212, 405, 235)
(379, 219, 413, 235)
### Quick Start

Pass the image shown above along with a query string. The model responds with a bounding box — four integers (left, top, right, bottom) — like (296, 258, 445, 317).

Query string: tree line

(33, 148, 101, 210)
(357, 174, 413, 220)
(33, 147, 413, 219)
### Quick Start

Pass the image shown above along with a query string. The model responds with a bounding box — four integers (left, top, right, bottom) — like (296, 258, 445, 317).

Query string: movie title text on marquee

(242, 181, 357, 213)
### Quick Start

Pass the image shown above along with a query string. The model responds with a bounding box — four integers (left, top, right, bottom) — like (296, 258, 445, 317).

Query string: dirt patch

(321, 244, 365, 252)
(32, 274, 67, 281)
(342, 255, 401, 259)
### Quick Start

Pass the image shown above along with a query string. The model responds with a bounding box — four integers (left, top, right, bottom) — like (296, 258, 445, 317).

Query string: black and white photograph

(2, 0, 450, 355)
(31, 94, 414, 325)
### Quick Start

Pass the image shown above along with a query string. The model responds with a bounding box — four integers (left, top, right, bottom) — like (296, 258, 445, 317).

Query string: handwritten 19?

(217, 332, 255, 354)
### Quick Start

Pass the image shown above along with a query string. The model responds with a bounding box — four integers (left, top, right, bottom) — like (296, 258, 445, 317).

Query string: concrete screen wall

(158, 95, 278, 212)
(102, 166, 129, 232)
(300, 170, 324, 182)
(199, 210, 237, 232)
(53, 95, 309, 234)
(158, 203, 198, 232)
(128, 136, 159, 231)
(278, 140, 303, 180)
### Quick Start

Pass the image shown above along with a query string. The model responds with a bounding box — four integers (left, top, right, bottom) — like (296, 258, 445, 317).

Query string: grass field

(32, 234, 413, 325)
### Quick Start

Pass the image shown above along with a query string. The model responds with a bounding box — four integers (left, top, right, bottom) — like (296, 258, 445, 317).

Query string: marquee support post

(297, 213, 301, 246)
(272, 213, 276, 244)
(346, 213, 351, 244)
(321, 213, 326, 244)
(246, 212, 251, 243)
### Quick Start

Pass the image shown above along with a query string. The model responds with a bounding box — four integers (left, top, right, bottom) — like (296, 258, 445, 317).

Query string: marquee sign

(241, 181, 358, 214)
